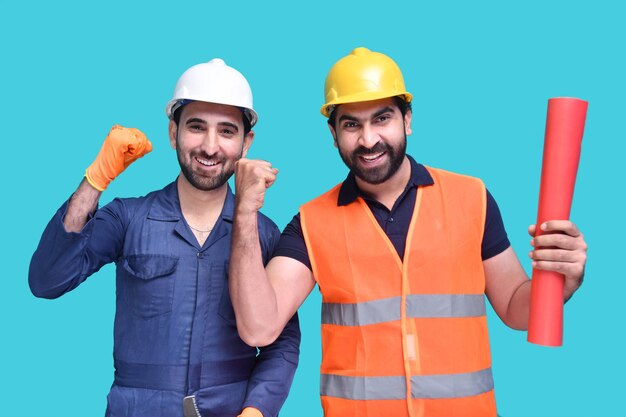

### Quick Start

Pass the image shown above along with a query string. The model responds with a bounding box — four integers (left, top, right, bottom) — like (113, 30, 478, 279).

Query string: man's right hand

(234, 158, 278, 214)
(85, 125, 152, 191)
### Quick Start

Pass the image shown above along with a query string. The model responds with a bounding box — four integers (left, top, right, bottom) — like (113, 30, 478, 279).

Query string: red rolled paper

(527, 97, 587, 347)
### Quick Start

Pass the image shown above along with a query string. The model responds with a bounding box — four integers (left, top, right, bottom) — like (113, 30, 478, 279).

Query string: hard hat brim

(165, 98, 258, 127)
(320, 91, 413, 117)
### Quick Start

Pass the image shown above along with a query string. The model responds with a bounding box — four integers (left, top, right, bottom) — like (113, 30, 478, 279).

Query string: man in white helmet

(29, 59, 300, 417)
(227, 48, 588, 416)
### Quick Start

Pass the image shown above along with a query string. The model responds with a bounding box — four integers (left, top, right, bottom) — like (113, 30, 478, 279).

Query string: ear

(328, 123, 338, 148)
(404, 109, 413, 136)
(241, 130, 255, 158)
(168, 120, 177, 150)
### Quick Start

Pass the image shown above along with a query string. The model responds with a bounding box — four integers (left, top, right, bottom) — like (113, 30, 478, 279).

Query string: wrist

(564, 274, 584, 303)
(85, 166, 110, 192)
(234, 199, 260, 219)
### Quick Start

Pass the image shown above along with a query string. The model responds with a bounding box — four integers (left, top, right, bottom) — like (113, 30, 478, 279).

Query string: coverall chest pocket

(121, 254, 179, 319)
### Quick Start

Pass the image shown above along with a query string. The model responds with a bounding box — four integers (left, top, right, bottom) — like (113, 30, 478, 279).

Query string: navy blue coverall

(29, 181, 300, 417)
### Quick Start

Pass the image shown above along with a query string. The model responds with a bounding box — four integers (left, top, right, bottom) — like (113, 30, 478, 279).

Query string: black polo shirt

(273, 155, 510, 270)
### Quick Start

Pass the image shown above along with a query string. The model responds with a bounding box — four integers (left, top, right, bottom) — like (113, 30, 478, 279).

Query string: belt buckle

(183, 395, 201, 417)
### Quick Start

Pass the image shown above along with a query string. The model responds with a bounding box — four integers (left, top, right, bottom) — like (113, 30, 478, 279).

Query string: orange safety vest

(300, 166, 497, 417)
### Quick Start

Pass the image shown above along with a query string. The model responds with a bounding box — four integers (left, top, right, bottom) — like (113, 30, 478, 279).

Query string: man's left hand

(238, 407, 263, 417)
(528, 220, 588, 302)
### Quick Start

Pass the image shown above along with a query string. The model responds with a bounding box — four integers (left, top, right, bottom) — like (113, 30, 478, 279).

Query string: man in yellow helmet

(228, 48, 588, 416)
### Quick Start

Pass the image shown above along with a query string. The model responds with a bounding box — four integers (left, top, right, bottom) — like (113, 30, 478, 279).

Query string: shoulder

(256, 211, 281, 254)
(255, 210, 281, 263)
(424, 165, 485, 186)
(256, 210, 280, 236)
(424, 165, 486, 199)
(301, 183, 343, 211)
(423, 166, 487, 222)
(99, 184, 170, 221)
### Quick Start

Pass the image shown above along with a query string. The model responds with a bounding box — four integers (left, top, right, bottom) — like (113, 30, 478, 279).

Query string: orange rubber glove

(238, 407, 263, 417)
(85, 125, 152, 191)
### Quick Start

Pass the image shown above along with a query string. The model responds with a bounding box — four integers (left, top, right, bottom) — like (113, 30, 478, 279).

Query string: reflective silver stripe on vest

(411, 368, 494, 399)
(322, 297, 399, 326)
(321, 374, 406, 400)
(321, 368, 493, 400)
(322, 294, 485, 326)
(406, 294, 486, 318)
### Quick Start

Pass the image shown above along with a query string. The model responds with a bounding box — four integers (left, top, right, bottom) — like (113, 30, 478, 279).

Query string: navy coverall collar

(146, 180, 235, 223)
(337, 155, 435, 206)
(146, 180, 235, 250)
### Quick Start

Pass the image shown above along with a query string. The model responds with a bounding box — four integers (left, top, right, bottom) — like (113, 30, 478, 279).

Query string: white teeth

(361, 152, 384, 161)
(196, 157, 218, 166)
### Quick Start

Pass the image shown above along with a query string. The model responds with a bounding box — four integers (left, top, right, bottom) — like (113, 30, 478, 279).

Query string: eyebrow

(372, 106, 395, 119)
(185, 118, 240, 132)
(338, 106, 395, 124)
(338, 114, 358, 123)
(185, 117, 206, 125)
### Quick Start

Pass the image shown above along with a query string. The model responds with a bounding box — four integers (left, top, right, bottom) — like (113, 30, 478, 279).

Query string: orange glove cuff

(85, 125, 152, 191)
(238, 406, 264, 417)
(84, 168, 106, 192)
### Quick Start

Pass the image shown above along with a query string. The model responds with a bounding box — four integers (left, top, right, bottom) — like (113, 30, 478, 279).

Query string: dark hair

(327, 96, 412, 129)
(173, 104, 252, 135)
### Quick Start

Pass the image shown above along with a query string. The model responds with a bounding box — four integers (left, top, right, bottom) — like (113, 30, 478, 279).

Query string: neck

(354, 156, 411, 210)
(176, 174, 227, 222)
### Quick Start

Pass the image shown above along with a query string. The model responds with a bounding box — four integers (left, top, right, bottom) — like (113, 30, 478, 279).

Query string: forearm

(243, 313, 300, 417)
(504, 279, 531, 330)
(489, 220, 588, 331)
(230, 208, 282, 346)
(64, 178, 102, 232)
(504, 270, 583, 330)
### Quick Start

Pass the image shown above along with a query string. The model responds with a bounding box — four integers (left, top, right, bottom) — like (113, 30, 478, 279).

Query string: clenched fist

(234, 158, 278, 214)
(85, 125, 153, 191)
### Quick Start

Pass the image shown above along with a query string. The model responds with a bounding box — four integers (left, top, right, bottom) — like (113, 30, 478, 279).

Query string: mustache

(353, 142, 390, 156)
(192, 151, 224, 162)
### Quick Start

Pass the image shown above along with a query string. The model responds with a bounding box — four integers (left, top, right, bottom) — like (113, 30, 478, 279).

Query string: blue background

(2, 1, 624, 416)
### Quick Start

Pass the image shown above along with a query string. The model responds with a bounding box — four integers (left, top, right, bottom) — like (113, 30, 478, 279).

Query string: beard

(338, 134, 407, 185)
(176, 146, 240, 192)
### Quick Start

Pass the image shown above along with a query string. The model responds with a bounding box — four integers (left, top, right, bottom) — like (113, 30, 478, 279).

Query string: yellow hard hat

(321, 47, 413, 117)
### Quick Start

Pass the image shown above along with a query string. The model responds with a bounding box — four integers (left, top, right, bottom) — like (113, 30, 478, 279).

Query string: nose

(358, 123, 379, 149)
(201, 127, 219, 155)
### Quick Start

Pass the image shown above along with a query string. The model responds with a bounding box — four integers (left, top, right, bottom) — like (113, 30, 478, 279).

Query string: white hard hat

(165, 58, 258, 127)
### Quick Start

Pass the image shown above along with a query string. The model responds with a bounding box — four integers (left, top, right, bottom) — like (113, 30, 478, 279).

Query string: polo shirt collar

(337, 154, 434, 206)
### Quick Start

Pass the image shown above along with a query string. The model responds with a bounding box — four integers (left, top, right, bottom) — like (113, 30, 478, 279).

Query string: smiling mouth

(195, 156, 219, 167)
(359, 151, 386, 163)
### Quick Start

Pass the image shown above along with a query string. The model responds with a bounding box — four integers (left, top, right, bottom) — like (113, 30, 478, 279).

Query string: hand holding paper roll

(527, 97, 588, 347)
(527, 220, 587, 299)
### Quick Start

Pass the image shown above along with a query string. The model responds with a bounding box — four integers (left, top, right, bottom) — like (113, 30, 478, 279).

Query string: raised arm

(29, 125, 151, 299)
(230, 158, 315, 347)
